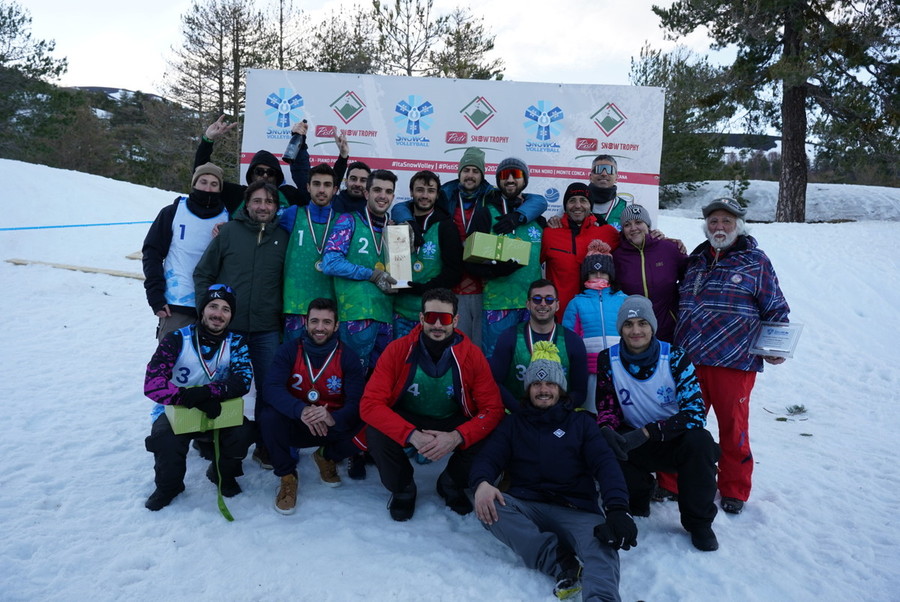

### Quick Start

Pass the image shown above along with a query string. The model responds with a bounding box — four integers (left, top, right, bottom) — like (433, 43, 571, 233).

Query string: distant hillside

(72, 86, 167, 104)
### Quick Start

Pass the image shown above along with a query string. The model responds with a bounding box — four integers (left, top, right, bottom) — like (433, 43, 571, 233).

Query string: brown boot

(275, 473, 298, 515)
(312, 448, 341, 487)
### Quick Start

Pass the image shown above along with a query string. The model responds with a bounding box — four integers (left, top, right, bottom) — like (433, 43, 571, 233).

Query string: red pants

(694, 364, 757, 501)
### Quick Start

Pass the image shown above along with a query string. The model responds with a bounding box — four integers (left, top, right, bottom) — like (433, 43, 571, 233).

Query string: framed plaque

(749, 321, 803, 358)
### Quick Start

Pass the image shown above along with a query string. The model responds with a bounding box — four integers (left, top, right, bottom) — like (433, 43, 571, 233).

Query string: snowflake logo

(527, 226, 541, 241)
(446, 385, 454, 397)
(265, 88, 304, 128)
(422, 241, 437, 258)
(394, 95, 434, 136)
(523, 100, 564, 141)
(657, 385, 675, 405)
(327, 375, 342, 393)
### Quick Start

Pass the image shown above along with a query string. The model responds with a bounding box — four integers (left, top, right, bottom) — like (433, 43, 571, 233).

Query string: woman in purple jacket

(612, 205, 687, 343)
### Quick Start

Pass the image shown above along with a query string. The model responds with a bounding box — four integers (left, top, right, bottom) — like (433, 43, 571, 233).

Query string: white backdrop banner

(242, 69, 664, 215)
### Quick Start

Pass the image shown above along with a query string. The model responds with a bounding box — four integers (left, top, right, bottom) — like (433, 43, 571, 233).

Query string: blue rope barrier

(0, 221, 152, 232)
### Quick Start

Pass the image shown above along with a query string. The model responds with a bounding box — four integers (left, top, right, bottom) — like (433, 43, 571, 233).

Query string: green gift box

(165, 398, 244, 435)
(463, 232, 531, 266)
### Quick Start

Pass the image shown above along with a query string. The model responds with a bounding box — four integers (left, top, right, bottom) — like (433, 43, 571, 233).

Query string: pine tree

(427, 8, 503, 80)
(372, 0, 447, 76)
(629, 44, 730, 205)
(266, 0, 311, 72)
(311, 8, 381, 74)
(0, 1, 68, 158)
(654, 0, 899, 222)
(162, 0, 271, 178)
(163, 0, 270, 119)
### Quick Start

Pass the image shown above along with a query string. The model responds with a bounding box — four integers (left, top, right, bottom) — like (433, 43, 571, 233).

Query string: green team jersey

(398, 363, 458, 419)
(504, 324, 570, 401)
(483, 203, 543, 310)
(283, 207, 335, 314)
(394, 221, 442, 320)
(333, 212, 392, 322)
(603, 195, 633, 229)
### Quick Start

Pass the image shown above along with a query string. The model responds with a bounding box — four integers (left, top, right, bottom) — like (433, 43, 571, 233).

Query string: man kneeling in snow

(470, 343, 636, 601)
(143, 285, 254, 511)
(596, 295, 721, 551)
(260, 298, 367, 515)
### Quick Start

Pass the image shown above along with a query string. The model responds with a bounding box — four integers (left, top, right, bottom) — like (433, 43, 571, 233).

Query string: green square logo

(460, 96, 496, 130)
(591, 102, 627, 136)
(330, 91, 366, 124)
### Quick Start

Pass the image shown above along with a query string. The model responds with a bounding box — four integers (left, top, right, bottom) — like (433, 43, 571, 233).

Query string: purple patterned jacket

(674, 235, 789, 372)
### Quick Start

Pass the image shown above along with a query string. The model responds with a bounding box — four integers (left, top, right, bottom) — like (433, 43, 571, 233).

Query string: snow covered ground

(1, 159, 899, 601)
(662, 179, 900, 223)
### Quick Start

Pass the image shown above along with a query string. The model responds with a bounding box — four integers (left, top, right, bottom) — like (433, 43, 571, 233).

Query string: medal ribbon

(457, 202, 474, 234)
(306, 206, 333, 255)
(193, 329, 227, 381)
(365, 208, 384, 256)
(303, 345, 338, 392)
(526, 324, 556, 355)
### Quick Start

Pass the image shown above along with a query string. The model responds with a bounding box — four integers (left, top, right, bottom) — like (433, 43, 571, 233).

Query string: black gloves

(180, 386, 221, 419)
(594, 508, 638, 551)
(180, 386, 210, 408)
(491, 259, 523, 277)
(600, 426, 649, 461)
(406, 281, 426, 295)
(600, 426, 628, 461)
(492, 211, 525, 234)
(622, 428, 649, 452)
(195, 398, 222, 419)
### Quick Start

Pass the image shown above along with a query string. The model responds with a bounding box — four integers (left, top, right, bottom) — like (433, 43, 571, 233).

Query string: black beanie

(197, 284, 236, 318)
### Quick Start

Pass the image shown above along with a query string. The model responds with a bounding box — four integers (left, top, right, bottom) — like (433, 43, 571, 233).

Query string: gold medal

(375, 261, 385, 271)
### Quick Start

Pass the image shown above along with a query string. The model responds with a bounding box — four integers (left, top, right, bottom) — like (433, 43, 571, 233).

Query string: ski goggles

(422, 311, 454, 325)
(529, 295, 557, 305)
(207, 284, 234, 294)
(591, 163, 617, 175)
(498, 168, 525, 180)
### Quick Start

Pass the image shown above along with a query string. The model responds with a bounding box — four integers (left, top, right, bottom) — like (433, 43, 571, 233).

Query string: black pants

(366, 409, 484, 494)
(621, 428, 720, 532)
(145, 414, 254, 493)
(258, 405, 361, 477)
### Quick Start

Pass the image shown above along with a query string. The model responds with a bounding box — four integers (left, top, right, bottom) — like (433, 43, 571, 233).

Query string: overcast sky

(26, 0, 723, 95)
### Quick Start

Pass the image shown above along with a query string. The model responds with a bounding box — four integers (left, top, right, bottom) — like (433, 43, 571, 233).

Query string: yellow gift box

(463, 232, 531, 266)
(165, 398, 244, 435)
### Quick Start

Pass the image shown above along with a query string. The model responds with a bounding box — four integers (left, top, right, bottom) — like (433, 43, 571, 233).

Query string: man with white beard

(675, 198, 790, 516)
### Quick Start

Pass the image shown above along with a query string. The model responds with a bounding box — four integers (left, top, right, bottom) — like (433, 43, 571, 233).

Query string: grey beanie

(496, 157, 530, 188)
(522, 341, 567, 392)
(702, 197, 747, 218)
(619, 204, 652, 229)
(616, 295, 657, 336)
(459, 147, 486, 176)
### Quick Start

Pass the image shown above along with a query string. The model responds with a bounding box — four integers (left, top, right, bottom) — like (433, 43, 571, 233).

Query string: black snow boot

(145, 484, 185, 511)
(207, 462, 242, 498)
(388, 482, 417, 521)
(436, 471, 473, 515)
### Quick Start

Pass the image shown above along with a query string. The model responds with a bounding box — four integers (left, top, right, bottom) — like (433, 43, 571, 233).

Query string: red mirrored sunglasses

(422, 311, 454, 325)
